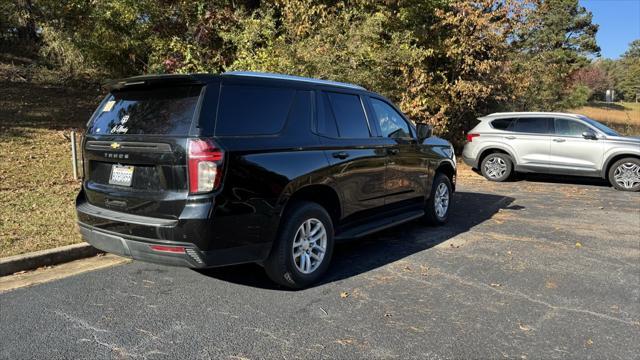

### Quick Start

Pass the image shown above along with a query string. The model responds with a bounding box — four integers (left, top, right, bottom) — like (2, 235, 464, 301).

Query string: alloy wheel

(614, 162, 640, 189)
(292, 218, 327, 274)
(484, 157, 507, 179)
(434, 182, 450, 219)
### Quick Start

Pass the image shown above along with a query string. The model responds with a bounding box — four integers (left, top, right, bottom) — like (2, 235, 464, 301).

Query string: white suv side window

(555, 118, 590, 136)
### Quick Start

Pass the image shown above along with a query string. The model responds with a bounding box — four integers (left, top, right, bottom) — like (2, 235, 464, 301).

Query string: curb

(0, 243, 103, 277)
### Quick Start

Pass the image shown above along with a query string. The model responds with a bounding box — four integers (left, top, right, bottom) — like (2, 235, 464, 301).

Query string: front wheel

(423, 173, 453, 226)
(608, 158, 640, 192)
(264, 202, 335, 289)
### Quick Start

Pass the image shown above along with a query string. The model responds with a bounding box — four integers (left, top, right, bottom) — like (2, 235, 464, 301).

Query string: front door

(549, 118, 604, 174)
(368, 97, 427, 207)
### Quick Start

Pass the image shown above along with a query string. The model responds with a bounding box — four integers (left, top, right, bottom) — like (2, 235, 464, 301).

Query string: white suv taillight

(188, 139, 224, 194)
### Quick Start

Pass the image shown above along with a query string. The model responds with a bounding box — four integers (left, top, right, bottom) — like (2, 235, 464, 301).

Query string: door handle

(387, 148, 400, 155)
(505, 136, 516, 140)
(332, 151, 349, 159)
(553, 138, 566, 143)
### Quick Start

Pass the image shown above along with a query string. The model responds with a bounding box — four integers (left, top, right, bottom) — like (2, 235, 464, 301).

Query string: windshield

(88, 85, 202, 136)
(578, 115, 619, 136)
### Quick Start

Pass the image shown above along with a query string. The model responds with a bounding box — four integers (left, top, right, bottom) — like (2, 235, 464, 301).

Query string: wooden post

(71, 130, 78, 180)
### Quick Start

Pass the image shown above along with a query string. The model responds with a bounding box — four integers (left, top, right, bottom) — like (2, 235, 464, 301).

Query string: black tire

(480, 153, 513, 182)
(423, 173, 453, 226)
(264, 201, 335, 289)
(608, 157, 640, 192)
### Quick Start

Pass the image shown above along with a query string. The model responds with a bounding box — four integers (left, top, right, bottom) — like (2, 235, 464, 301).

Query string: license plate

(109, 165, 134, 187)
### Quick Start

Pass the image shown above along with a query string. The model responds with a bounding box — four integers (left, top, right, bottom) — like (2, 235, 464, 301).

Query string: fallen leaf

(403, 266, 412, 272)
(575, 242, 582, 248)
(518, 323, 531, 331)
(335, 339, 354, 346)
(384, 313, 393, 317)
(585, 339, 593, 347)
(340, 292, 349, 298)
(490, 283, 502, 288)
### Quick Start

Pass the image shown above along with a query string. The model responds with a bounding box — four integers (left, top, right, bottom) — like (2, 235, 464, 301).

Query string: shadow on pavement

(514, 172, 611, 188)
(196, 191, 514, 290)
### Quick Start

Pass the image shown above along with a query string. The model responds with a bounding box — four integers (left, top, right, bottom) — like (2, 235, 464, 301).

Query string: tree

(511, 0, 600, 110)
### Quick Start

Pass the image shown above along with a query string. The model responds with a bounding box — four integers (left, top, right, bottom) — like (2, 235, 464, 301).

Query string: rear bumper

(462, 154, 477, 168)
(76, 191, 271, 268)
(78, 223, 268, 268)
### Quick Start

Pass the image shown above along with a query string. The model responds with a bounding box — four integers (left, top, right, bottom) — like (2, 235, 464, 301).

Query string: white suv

(462, 112, 640, 192)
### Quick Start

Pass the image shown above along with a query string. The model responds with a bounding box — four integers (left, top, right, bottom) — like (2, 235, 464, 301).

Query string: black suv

(76, 72, 456, 288)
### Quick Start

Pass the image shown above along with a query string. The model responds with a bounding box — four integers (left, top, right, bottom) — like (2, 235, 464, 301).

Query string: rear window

(88, 85, 201, 135)
(216, 85, 296, 136)
(491, 118, 515, 130)
(326, 92, 370, 138)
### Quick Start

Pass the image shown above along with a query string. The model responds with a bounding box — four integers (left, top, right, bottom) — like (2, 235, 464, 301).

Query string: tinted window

(370, 98, 411, 139)
(491, 118, 515, 130)
(89, 85, 201, 135)
(216, 85, 295, 136)
(326, 92, 370, 138)
(555, 118, 590, 136)
(513, 118, 552, 134)
(317, 93, 339, 137)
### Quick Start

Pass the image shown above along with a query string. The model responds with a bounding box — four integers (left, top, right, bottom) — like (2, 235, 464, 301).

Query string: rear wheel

(423, 173, 452, 226)
(608, 158, 640, 192)
(480, 153, 513, 182)
(264, 202, 334, 289)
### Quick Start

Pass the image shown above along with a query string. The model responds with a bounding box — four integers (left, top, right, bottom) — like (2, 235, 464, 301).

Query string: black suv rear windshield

(88, 85, 202, 135)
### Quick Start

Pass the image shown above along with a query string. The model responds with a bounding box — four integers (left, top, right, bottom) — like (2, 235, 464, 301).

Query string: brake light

(149, 245, 186, 254)
(188, 139, 224, 194)
(466, 133, 480, 142)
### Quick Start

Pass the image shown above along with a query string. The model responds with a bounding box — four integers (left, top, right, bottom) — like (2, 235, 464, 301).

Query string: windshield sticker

(102, 100, 116, 112)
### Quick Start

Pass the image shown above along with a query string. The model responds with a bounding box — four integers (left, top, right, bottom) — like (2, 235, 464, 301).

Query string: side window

(491, 118, 515, 131)
(326, 92, 371, 138)
(555, 118, 590, 136)
(317, 92, 339, 138)
(512, 117, 553, 134)
(370, 98, 412, 139)
(216, 85, 295, 136)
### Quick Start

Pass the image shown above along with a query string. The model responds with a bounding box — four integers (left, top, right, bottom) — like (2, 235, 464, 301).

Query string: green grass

(0, 75, 100, 257)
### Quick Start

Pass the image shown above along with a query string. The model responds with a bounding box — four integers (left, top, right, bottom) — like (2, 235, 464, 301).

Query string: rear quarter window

(216, 85, 296, 136)
(88, 85, 202, 136)
(490, 118, 515, 130)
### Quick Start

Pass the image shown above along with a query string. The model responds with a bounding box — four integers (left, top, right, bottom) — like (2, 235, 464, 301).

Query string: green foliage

(1, 0, 605, 146)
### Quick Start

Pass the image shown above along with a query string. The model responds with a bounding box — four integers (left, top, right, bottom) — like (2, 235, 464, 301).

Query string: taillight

(188, 139, 224, 194)
(466, 133, 480, 142)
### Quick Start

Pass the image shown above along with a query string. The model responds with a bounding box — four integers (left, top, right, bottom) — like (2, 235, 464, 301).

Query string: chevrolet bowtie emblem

(110, 142, 121, 149)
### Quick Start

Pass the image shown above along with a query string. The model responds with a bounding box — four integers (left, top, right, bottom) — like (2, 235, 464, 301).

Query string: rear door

(82, 83, 207, 219)
(316, 90, 387, 220)
(508, 117, 553, 171)
(368, 97, 427, 207)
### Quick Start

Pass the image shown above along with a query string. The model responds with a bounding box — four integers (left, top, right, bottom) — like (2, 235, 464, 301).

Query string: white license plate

(109, 165, 134, 187)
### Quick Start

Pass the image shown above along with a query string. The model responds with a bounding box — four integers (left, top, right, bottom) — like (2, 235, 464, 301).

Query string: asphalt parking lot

(1, 169, 639, 359)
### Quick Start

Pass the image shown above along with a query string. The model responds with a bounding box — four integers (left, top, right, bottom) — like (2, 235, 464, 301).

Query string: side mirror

(582, 131, 597, 140)
(417, 123, 432, 142)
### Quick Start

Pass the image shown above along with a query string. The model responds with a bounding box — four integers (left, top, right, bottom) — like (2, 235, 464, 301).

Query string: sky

(580, 0, 640, 59)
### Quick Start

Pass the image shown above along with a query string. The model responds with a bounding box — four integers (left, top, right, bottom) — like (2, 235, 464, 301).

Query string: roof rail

(222, 71, 367, 91)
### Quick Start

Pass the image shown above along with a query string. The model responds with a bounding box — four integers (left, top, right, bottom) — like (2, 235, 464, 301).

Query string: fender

(474, 143, 519, 168)
(601, 151, 640, 178)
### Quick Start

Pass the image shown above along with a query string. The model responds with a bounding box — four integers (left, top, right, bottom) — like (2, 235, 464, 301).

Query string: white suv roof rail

(478, 112, 583, 121)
